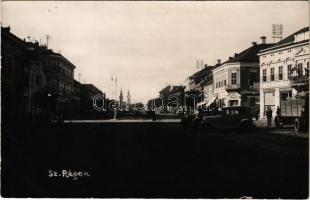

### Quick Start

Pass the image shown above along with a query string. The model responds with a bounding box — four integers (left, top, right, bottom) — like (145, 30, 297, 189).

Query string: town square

(1, 1, 309, 198)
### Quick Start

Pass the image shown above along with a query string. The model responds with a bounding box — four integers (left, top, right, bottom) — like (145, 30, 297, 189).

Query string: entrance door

(264, 92, 275, 117)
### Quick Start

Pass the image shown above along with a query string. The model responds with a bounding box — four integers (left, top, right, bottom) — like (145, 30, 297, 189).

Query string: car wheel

(294, 118, 302, 132)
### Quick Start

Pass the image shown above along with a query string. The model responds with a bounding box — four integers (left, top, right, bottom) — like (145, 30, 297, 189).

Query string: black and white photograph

(1, 1, 309, 198)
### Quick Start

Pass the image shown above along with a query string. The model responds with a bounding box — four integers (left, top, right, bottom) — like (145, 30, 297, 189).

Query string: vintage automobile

(274, 95, 309, 132)
(184, 106, 255, 130)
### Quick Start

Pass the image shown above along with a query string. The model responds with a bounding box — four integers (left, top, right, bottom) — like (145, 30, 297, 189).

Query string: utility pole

(78, 73, 81, 82)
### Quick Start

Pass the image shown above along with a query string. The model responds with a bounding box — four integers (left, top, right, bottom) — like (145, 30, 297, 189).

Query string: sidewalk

(62, 119, 181, 123)
(254, 118, 309, 139)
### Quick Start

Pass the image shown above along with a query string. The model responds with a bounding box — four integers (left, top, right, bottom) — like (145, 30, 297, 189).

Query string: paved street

(2, 122, 308, 198)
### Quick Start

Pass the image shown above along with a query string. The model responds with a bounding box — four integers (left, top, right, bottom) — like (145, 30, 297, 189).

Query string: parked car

(197, 106, 254, 129)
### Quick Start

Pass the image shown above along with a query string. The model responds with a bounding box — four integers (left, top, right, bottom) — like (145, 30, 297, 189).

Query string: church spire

(127, 90, 131, 105)
(119, 89, 123, 105)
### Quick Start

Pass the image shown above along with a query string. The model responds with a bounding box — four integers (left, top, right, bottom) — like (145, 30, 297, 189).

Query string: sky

(2, 1, 309, 103)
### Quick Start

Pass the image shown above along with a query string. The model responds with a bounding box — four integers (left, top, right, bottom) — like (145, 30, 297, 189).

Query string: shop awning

(197, 97, 217, 108)
(197, 101, 207, 107)
(205, 97, 217, 107)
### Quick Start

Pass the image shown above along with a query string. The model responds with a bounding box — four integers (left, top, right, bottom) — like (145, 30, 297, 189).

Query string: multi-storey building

(2, 27, 46, 121)
(192, 62, 221, 109)
(2, 27, 80, 121)
(80, 84, 104, 113)
(258, 27, 309, 118)
(212, 38, 272, 111)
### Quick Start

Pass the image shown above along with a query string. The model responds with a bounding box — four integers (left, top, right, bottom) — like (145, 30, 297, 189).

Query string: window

(250, 98, 256, 107)
(35, 75, 41, 87)
(287, 64, 292, 78)
(224, 80, 226, 86)
(30, 74, 34, 87)
(249, 72, 257, 85)
(270, 68, 275, 81)
(278, 66, 283, 80)
(50, 79, 57, 89)
(297, 63, 303, 76)
(24, 72, 29, 87)
(280, 91, 292, 100)
(216, 83, 218, 88)
(262, 69, 267, 82)
(229, 100, 238, 107)
(231, 72, 237, 85)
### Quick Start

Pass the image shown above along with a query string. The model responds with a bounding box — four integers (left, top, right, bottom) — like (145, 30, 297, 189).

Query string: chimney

(252, 42, 257, 46)
(217, 59, 221, 65)
(229, 56, 233, 61)
(260, 36, 266, 44)
(204, 64, 208, 68)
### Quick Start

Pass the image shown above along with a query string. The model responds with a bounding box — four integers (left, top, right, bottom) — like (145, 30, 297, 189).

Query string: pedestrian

(300, 106, 305, 131)
(276, 106, 281, 116)
(152, 107, 157, 121)
(266, 106, 273, 126)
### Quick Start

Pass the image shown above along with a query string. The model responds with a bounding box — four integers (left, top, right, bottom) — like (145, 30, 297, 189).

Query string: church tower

(127, 90, 131, 105)
(119, 89, 123, 106)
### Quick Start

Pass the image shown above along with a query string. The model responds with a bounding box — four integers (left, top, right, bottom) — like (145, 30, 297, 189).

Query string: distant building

(188, 64, 216, 93)
(192, 62, 221, 109)
(258, 27, 309, 118)
(158, 85, 185, 113)
(126, 90, 132, 110)
(212, 38, 272, 111)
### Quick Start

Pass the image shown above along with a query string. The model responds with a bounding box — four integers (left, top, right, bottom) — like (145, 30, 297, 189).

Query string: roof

(260, 27, 309, 53)
(74, 79, 82, 86)
(82, 84, 103, 94)
(189, 64, 219, 80)
(2, 26, 76, 69)
(226, 43, 273, 63)
(2, 27, 28, 48)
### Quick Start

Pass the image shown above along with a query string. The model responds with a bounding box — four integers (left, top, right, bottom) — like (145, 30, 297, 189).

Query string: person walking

(276, 106, 281, 116)
(266, 106, 273, 126)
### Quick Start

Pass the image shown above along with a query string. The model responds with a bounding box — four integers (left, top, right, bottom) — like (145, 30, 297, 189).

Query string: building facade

(1, 27, 101, 122)
(212, 38, 272, 112)
(258, 27, 309, 118)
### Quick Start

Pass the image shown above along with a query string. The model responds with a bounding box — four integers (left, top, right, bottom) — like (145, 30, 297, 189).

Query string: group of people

(265, 106, 281, 126)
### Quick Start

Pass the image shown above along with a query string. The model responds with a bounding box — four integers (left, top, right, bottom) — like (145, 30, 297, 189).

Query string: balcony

(225, 84, 240, 91)
(249, 82, 260, 90)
